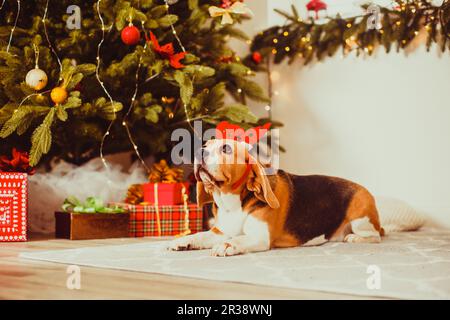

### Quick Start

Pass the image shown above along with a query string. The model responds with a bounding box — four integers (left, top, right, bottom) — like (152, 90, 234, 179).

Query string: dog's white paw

(167, 237, 194, 251)
(344, 233, 381, 243)
(211, 242, 240, 257)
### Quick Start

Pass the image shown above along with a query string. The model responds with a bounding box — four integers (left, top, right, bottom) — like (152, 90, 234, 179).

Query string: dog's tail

(375, 196, 426, 234)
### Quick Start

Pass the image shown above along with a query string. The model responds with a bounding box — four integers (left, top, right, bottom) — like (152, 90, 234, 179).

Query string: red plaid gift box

(0, 172, 27, 242)
(124, 203, 204, 237)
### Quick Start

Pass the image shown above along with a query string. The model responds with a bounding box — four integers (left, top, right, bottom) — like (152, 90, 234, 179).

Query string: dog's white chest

(213, 192, 247, 237)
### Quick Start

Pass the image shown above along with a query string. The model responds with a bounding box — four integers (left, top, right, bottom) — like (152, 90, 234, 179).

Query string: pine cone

(149, 159, 184, 183)
(125, 184, 144, 204)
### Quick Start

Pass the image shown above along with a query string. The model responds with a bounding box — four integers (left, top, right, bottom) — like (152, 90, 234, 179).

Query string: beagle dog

(169, 139, 384, 256)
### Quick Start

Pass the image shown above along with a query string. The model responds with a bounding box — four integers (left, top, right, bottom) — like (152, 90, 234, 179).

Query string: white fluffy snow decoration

(28, 158, 147, 233)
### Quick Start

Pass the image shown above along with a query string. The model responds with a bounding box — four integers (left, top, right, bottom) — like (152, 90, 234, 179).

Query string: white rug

(21, 229, 450, 299)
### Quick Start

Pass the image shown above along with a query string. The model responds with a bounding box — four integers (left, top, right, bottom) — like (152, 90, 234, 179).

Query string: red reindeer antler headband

(215, 121, 271, 190)
(215, 121, 271, 144)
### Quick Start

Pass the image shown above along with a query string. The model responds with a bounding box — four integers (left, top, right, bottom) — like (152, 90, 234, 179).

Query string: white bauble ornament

(25, 68, 48, 90)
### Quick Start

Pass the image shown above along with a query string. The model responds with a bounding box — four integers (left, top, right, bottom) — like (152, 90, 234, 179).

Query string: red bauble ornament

(306, 0, 328, 20)
(252, 51, 262, 64)
(121, 25, 141, 45)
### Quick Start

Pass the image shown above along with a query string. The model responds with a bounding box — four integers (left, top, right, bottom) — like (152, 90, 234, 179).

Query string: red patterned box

(123, 203, 204, 237)
(0, 172, 27, 242)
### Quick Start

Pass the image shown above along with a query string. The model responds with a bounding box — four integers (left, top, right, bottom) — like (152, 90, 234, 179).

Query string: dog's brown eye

(221, 144, 232, 154)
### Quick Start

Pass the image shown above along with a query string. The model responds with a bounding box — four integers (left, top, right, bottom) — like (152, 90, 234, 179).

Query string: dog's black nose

(195, 148, 209, 163)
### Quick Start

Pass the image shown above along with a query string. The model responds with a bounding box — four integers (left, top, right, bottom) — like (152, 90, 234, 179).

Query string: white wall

(239, 0, 450, 226)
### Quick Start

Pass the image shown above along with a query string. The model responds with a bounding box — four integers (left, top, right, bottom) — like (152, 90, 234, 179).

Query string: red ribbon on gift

(0, 148, 35, 175)
(147, 183, 191, 237)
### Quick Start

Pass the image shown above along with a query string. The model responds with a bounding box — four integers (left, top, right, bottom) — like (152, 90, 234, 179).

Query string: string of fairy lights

(162, 0, 199, 136)
(95, 0, 117, 172)
(96, 0, 154, 174)
(0, 0, 6, 11)
(42, 0, 62, 80)
(96, 0, 194, 172)
(5, 0, 20, 54)
(163, 0, 186, 52)
(121, 18, 151, 174)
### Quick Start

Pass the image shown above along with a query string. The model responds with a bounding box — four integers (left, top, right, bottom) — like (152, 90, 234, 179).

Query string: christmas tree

(0, 0, 268, 168)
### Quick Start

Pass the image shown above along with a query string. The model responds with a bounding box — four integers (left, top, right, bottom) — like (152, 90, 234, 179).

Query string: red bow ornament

(147, 31, 187, 69)
(0, 148, 35, 175)
(216, 121, 271, 145)
(306, 0, 328, 20)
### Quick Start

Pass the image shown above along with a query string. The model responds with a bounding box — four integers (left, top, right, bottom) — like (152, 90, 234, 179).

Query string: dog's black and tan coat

(169, 139, 384, 256)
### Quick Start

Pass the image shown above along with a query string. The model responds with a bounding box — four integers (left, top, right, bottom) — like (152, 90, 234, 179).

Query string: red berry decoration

(121, 25, 141, 45)
(252, 51, 262, 64)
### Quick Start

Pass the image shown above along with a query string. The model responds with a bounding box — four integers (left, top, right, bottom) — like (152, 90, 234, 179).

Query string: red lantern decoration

(121, 24, 141, 46)
(306, 0, 328, 20)
(252, 51, 262, 64)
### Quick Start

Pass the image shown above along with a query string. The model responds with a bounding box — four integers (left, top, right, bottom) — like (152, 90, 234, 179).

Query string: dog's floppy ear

(246, 161, 280, 209)
(197, 182, 213, 207)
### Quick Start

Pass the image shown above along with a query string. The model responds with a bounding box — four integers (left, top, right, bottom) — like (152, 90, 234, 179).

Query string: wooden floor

(0, 234, 370, 300)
